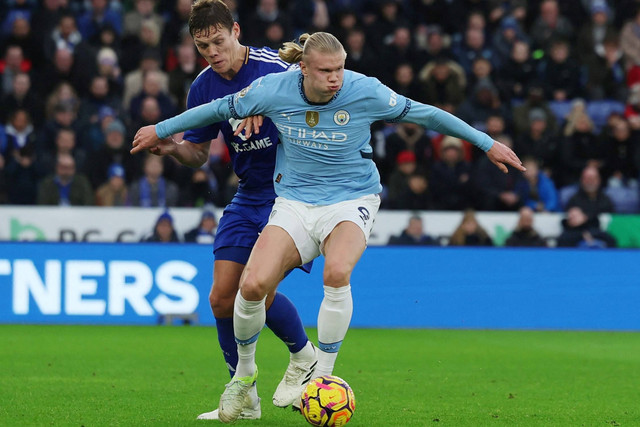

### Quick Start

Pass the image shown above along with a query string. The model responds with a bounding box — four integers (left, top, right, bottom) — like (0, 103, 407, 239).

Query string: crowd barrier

(1, 242, 637, 331)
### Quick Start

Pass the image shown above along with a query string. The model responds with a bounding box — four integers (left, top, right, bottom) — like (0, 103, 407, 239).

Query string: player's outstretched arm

(130, 126, 210, 168)
(487, 140, 526, 173)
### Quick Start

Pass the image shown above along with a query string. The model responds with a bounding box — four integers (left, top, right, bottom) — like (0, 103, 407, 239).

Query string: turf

(1, 325, 639, 426)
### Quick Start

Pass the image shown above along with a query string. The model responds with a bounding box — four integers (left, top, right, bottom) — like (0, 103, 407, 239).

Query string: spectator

(168, 43, 201, 112)
(379, 26, 426, 85)
(123, 0, 164, 40)
(466, 57, 495, 98)
(512, 83, 558, 138)
(162, 0, 192, 49)
(30, 0, 69, 51)
(566, 166, 615, 221)
(128, 70, 176, 124)
(95, 163, 128, 206)
(386, 149, 418, 208)
(556, 206, 616, 248)
(392, 172, 433, 211)
(36, 46, 87, 98)
(603, 117, 639, 187)
(497, 40, 536, 102)
(184, 208, 217, 244)
(449, 209, 493, 246)
(121, 18, 163, 74)
(472, 134, 520, 211)
(244, 0, 290, 46)
(141, 210, 180, 243)
(1, 45, 30, 96)
(417, 57, 466, 113)
(514, 108, 560, 178)
(583, 34, 627, 102)
(491, 16, 529, 66)
(452, 27, 498, 80)
(365, 0, 409, 54)
(514, 156, 560, 212)
(389, 62, 422, 100)
(85, 119, 140, 189)
(624, 84, 640, 132)
(530, 0, 574, 52)
(429, 136, 473, 210)
(76, 0, 122, 41)
(456, 79, 508, 133)
(620, 6, 640, 68)
(0, 71, 43, 127)
(38, 100, 79, 153)
(128, 154, 179, 207)
(77, 75, 121, 145)
(417, 24, 455, 64)
(536, 37, 581, 101)
(383, 122, 432, 183)
(1, 10, 40, 68)
(505, 206, 548, 247)
(575, 1, 617, 63)
(4, 141, 41, 205)
(4, 108, 35, 155)
(36, 153, 94, 206)
(44, 81, 80, 122)
(37, 127, 86, 176)
(122, 49, 168, 112)
(387, 214, 437, 246)
(343, 27, 379, 77)
(561, 102, 606, 186)
(44, 13, 83, 63)
(178, 167, 220, 207)
(95, 46, 123, 97)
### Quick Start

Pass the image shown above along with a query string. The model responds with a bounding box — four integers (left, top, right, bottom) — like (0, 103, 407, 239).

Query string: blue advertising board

(0, 243, 638, 330)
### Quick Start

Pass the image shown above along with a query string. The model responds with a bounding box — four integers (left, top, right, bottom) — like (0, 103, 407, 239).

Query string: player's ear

(300, 61, 307, 76)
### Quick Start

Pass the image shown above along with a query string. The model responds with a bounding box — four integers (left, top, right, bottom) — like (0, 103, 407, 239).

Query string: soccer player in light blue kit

(133, 31, 525, 424)
(131, 0, 317, 421)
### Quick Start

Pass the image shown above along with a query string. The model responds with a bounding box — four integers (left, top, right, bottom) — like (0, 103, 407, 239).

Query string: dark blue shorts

(213, 201, 312, 273)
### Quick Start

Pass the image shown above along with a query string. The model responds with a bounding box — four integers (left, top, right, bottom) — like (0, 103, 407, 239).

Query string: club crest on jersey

(238, 84, 251, 98)
(333, 110, 350, 126)
(305, 111, 319, 127)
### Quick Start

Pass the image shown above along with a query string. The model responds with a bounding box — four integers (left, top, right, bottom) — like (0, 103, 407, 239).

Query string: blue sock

(265, 292, 308, 353)
(215, 316, 238, 378)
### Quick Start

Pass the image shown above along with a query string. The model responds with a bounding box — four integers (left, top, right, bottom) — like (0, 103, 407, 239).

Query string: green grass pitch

(1, 325, 639, 426)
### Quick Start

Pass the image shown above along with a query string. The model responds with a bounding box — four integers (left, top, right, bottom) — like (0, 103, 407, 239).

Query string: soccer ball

(300, 375, 356, 426)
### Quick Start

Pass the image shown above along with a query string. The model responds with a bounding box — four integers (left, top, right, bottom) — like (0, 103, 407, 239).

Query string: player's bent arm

(168, 138, 211, 168)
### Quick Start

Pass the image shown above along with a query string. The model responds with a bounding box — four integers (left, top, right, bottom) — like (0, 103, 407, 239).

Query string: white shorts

(267, 194, 381, 264)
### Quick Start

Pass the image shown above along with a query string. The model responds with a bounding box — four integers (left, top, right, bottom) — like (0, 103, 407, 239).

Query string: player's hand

(486, 140, 526, 174)
(233, 115, 264, 138)
(131, 125, 161, 154)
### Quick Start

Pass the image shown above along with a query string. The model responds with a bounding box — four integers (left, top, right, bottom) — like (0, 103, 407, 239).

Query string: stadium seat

(586, 100, 626, 131)
(548, 101, 573, 124)
(559, 184, 579, 210)
(605, 186, 640, 214)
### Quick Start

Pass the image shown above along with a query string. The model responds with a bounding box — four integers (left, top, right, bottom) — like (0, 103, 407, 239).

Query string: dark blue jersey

(183, 46, 293, 204)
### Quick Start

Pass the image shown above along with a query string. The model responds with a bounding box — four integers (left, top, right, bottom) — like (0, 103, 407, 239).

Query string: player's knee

(209, 287, 234, 318)
(323, 259, 352, 286)
(239, 272, 269, 301)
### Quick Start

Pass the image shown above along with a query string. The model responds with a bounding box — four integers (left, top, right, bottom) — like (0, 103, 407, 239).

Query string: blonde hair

(279, 32, 346, 64)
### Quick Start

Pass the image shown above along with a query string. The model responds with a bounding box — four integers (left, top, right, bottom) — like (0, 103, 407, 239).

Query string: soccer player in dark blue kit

(135, 0, 317, 420)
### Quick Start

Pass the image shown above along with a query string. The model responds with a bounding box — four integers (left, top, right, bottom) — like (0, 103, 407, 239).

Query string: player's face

(193, 23, 243, 79)
(300, 50, 345, 103)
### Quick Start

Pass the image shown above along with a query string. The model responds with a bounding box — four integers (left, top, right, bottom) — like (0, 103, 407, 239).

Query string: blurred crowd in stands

(1, 0, 639, 248)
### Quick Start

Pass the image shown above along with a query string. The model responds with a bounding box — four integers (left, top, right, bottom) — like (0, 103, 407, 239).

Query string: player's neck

(219, 45, 248, 80)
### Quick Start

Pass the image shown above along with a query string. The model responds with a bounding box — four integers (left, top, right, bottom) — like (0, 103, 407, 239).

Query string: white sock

(291, 340, 315, 362)
(315, 285, 352, 377)
(233, 291, 265, 377)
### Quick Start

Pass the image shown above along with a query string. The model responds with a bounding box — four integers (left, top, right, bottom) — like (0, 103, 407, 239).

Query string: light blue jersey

(156, 70, 494, 205)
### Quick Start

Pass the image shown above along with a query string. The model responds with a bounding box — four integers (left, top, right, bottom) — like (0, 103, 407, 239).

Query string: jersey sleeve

(363, 77, 493, 152)
(227, 76, 276, 119)
(156, 94, 235, 139)
(182, 86, 221, 144)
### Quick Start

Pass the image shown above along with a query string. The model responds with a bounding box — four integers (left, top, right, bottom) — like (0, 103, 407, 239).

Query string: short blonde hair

(279, 32, 346, 64)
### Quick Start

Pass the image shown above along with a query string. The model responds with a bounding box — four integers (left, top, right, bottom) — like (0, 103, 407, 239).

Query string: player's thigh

(240, 225, 302, 299)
